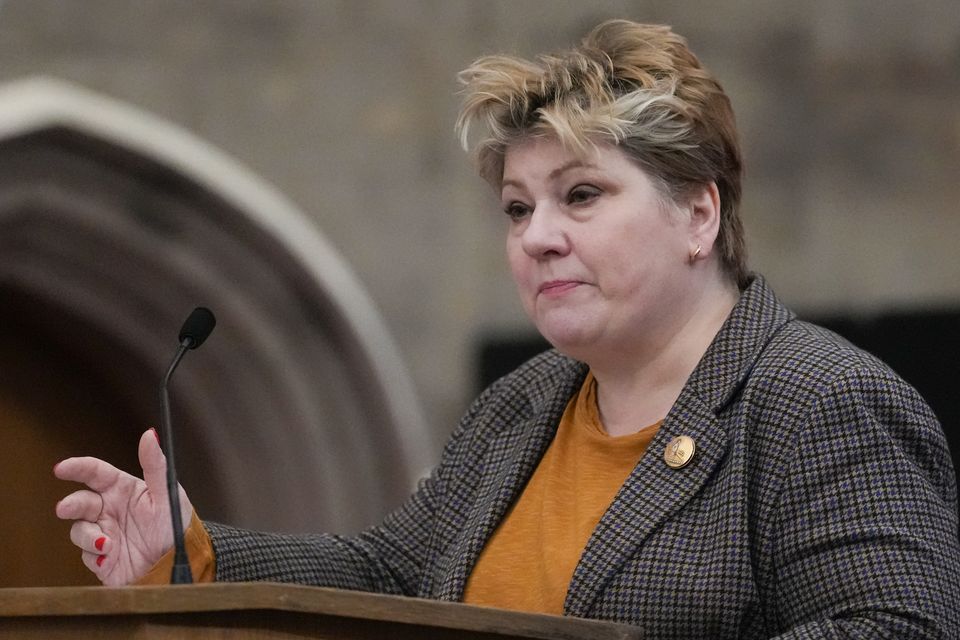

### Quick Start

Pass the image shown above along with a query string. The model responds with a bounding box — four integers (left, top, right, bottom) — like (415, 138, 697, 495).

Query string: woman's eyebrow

(501, 160, 600, 192)
(548, 159, 599, 179)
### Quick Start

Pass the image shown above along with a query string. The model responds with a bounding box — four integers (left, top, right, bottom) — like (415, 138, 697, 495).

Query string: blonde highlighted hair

(456, 20, 747, 287)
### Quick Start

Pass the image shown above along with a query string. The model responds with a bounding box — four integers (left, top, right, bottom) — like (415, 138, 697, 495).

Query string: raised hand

(54, 429, 193, 586)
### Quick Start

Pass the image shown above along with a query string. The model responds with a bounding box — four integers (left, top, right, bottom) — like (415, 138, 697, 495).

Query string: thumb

(138, 428, 169, 501)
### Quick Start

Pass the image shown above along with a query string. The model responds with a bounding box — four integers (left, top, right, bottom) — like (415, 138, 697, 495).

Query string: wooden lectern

(0, 583, 642, 639)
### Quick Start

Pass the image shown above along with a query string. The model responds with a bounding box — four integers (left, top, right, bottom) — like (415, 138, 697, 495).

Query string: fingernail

(95, 537, 106, 551)
(96, 555, 105, 567)
(151, 428, 160, 444)
(53, 462, 60, 475)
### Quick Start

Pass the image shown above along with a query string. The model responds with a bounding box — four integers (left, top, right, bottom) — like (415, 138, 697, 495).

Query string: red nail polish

(151, 428, 160, 444)
(95, 537, 106, 551)
(96, 555, 105, 567)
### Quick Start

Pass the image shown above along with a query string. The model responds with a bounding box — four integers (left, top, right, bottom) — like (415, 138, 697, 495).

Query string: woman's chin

(537, 323, 598, 359)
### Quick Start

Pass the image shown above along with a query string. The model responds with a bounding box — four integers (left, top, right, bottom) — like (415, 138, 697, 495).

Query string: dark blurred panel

(477, 335, 551, 394)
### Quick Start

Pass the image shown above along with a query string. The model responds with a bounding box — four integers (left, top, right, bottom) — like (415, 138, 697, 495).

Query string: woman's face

(501, 137, 695, 362)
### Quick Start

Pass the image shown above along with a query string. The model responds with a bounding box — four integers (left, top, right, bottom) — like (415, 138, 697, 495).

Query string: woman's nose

(520, 206, 569, 259)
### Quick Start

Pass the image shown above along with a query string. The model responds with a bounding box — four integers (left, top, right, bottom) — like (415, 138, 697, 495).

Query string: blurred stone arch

(0, 76, 431, 585)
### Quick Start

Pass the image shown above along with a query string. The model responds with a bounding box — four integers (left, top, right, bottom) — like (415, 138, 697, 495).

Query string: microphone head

(178, 307, 216, 349)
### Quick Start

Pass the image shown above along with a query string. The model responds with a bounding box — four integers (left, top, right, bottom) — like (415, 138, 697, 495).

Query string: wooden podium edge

(0, 583, 642, 640)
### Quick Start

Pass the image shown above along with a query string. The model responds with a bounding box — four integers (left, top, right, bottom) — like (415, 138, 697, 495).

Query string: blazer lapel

(436, 358, 587, 600)
(564, 275, 794, 617)
(564, 391, 728, 616)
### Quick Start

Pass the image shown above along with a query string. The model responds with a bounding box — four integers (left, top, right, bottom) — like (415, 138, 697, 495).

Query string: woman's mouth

(538, 280, 582, 296)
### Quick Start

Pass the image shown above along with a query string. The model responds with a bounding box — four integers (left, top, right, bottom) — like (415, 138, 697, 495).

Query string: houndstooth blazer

(207, 276, 960, 638)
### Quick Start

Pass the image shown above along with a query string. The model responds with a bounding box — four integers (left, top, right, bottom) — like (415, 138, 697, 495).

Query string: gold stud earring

(689, 244, 702, 264)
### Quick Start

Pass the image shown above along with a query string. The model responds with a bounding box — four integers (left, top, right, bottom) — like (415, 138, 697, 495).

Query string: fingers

(80, 549, 108, 577)
(70, 520, 110, 555)
(54, 456, 125, 493)
(69, 518, 111, 584)
(138, 429, 169, 500)
(55, 489, 104, 522)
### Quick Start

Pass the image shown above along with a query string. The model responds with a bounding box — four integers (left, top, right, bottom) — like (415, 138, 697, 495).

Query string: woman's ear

(685, 182, 722, 257)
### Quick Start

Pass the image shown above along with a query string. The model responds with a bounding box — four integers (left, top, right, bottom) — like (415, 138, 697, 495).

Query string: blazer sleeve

(204, 473, 439, 595)
(202, 373, 510, 596)
(768, 366, 960, 638)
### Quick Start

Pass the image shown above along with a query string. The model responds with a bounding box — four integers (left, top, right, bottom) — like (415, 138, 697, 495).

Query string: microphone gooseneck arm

(158, 306, 215, 585)
(160, 337, 193, 584)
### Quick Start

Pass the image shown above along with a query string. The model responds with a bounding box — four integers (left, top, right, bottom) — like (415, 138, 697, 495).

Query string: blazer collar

(683, 274, 795, 412)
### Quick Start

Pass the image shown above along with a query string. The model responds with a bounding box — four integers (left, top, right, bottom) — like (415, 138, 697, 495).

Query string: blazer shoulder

(752, 318, 919, 398)
(744, 320, 949, 477)
(741, 318, 943, 454)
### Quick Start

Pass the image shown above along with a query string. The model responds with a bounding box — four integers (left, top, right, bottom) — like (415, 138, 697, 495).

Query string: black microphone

(160, 307, 216, 584)
(178, 307, 216, 349)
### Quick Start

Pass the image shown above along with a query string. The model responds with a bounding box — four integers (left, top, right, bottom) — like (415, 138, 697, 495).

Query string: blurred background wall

(0, 0, 957, 584)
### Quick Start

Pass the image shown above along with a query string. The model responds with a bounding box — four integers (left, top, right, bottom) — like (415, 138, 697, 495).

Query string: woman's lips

(538, 280, 582, 296)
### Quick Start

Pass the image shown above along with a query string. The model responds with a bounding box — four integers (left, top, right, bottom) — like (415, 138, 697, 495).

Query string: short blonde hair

(456, 20, 747, 287)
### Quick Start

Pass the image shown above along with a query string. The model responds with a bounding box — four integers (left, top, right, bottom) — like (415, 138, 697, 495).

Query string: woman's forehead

(501, 138, 632, 184)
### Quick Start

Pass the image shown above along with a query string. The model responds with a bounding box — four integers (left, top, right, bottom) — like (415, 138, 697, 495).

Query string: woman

(55, 20, 960, 637)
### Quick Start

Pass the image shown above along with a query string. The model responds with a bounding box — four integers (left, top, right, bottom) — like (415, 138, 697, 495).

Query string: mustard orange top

(462, 372, 662, 614)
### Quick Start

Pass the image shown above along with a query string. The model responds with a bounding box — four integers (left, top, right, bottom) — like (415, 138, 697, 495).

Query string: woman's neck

(590, 278, 740, 437)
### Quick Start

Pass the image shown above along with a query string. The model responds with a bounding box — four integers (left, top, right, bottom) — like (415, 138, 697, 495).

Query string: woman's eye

(503, 202, 530, 220)
(568, 185, 600, 205)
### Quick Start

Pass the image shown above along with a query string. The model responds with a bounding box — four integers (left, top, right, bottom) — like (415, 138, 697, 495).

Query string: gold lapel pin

(664, 435, 696, 469)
